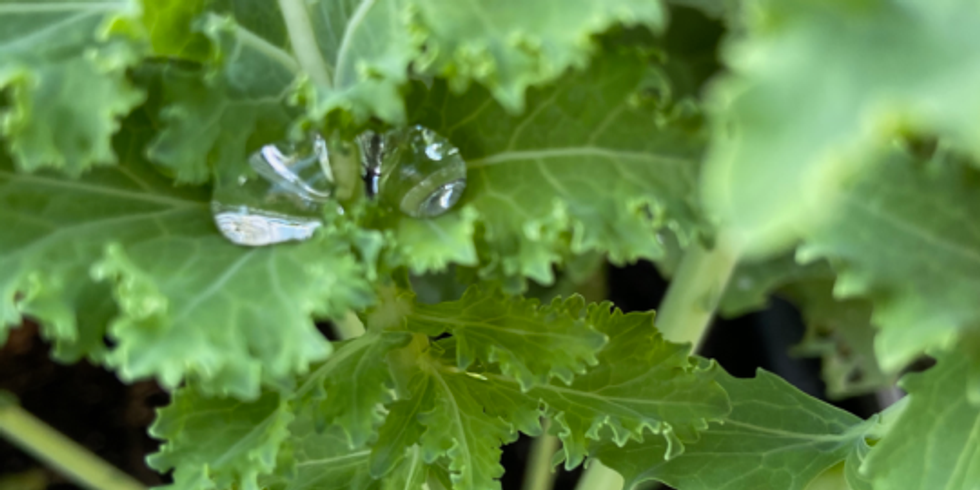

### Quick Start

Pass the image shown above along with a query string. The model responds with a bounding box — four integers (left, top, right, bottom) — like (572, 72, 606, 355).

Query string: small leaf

(149, 386, 293, 490)
(0, 0, 145, 174)
(406, 286, 607, 389)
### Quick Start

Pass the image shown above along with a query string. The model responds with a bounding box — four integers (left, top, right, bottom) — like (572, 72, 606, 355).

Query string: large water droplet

(249, 133, 334, 203)
(212, 203, 322, 247)
(212, 133, 336, 246)
(376, 125, 467, 219)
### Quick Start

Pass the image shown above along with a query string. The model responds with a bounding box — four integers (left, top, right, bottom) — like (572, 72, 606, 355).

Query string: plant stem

(654, 231, 740, 349)
(576, 461, 624, 490)
(333, 310, 366, 339)
(522, 420, 559, 490)
(575, 231, 740, 490)
(278, 0, 332, 88)
(0, 394, 145, 490)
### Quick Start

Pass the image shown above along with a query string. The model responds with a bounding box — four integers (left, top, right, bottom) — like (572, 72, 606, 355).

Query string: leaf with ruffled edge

(405, 286, 607, 390)
(594, 367, 875, 490)
(294, 330, 414, 448)
(372, 352, 540, 490)
(0, 119, 375, 398)
(148, 386, 293, 490)
(145, 12, 298, 183)
(0, 0, 145, 174)
(701, 0, 980, 257)
(863, 351, 980, 490)
(797, 147, 980, 377)
(406, 51, 704, 287)
(410, 0, 667, 113)
(513, 304, 729, 469)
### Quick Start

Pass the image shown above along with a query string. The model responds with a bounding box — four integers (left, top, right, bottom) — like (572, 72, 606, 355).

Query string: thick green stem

(522, 420, 559, 490)
(333, 310, 366, 339)
(576, 461, 625, 490)
(278, 0, 332, 88)
(576, 231, 740, 490)
(0, 394, 145, 490)
(655, 231, 740, 348)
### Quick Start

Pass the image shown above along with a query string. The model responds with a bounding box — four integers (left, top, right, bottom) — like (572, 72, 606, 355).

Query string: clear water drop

(249, 133, 334, 204)
(375, 125, 467, 219)
(212, 133, 337, 247)
(212, 203, 322, 247)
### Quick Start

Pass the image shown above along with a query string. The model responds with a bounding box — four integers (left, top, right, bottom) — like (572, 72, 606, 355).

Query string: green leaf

(595, 368, 874, 490)
(719, 254, 830, 317)
(702, 0, 980, 256)
(797, 148, 980, 373)
(0, 124, 374, 398)
(145, 14, 298, 183)
(142, 0, 212, 62)
(0, 0, 145, 174)
(406, 286, 607, 389)
(521, 305, 729, 468)
(387, 205, 480, 274)
(783, 278, 892, 399)
(374, 358, 534, 490)
(304, 0, 417, 124)
(863, 351, 980, 490)
(412, 0, 667, 112)
(261, 417, 431, 490)
(148, 386, 293, 490)
(295, 331, 414, 448)
(719, 254, 893, 398)
(409, 51, 704, 285)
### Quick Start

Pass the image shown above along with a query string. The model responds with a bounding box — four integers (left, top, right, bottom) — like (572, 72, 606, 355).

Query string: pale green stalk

(523, 420, 559, 490)
(278, 0, 332, 88)
(0, 395, 145, 490)
(333, 310, 366, 339)
(576, 231, 741, 490)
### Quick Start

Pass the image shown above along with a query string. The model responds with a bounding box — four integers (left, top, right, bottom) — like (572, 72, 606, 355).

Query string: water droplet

(376, 125, 467, 218)
(212, 203, 322, 247)
(249, 133, 334, 203)
(358, 131, 384, 197)
(212, 133, 337, 247)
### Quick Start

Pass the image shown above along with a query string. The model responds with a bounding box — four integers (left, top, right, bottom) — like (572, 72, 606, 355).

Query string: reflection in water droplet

(374, 125, 467, 219)
(212, 133, 337, 247)
(358, 131, 384, 198)
(212, 203, 322, 247)
(418, 179, 466, 218)
(249, 133, 334, 203)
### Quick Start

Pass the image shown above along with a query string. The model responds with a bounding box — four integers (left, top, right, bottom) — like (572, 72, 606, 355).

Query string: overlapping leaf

(797, 148, 980, 373)
(0, 117, 374, 398)
(702, 0, 980, 256)
(295, 331, 414, 448)
(408, 51, 704, 286)
(863, 351, 980, 490)
(595, 368, 874, 490)
(718, 256, 891, 398)
(148, 386, 293, 490)
(0, 0, 145, 174)
(406, 286, 607, 389)
(516, 305, 729, 468)
(260, 419, 431, 490)
(783, 279, 890, 399)
(411, 0, 667, 112)
(144, 13, 298, 183)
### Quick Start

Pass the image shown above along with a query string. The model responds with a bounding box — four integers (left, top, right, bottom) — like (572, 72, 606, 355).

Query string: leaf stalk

(0, 394, 146, 490)
(278, 0, 333, 88)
